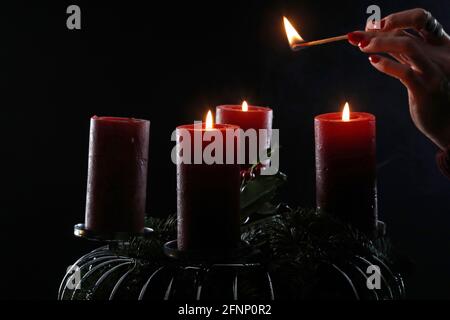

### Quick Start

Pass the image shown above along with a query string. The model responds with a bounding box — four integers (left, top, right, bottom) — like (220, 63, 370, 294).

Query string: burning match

(283, 16, 348, 51)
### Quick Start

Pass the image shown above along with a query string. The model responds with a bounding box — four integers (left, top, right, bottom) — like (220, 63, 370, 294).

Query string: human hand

(348, 8, 450, 150)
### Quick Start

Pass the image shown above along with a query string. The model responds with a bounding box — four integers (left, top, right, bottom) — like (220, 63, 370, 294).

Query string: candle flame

(342, 102, 350, 122)
(205, 110, 214, 129)
(242, 100, 249, 112)
(283, 16, 304, 48)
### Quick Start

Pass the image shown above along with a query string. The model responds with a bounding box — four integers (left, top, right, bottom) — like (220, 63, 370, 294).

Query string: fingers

(367, 8, 429, 32)
(389, 53, 408, 65)
(368, 55, 419, 91)
(348, 30, 411, 46)
(348, 30, 376, 45)
(348, 32, 435, 73)
(365, 8, 449, 44)
(362, 36, 434, 73)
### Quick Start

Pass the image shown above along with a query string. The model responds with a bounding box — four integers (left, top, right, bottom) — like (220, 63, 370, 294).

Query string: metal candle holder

(59, 219, 404, 300)
(58, 240, 405, 300)
(73, 223, 154, 242)
(59, 241, 276, 300)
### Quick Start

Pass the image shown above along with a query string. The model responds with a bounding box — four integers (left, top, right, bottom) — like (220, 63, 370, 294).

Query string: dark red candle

(314, 103, 377, 235)
(85, 116, 150, 233)
(216, 102, 273, 169)
(176, 112, 241, 252)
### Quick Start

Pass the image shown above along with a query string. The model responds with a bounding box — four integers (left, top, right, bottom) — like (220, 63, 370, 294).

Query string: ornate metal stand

(59, 220, 405, 300)
(59, 241, 275, 300)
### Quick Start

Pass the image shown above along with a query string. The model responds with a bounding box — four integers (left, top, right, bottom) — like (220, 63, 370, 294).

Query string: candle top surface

(92, 116, 149, 124)
(216, 105, 272, 113)
(177, 123, 240, 131)
(315, 112, 375, 123)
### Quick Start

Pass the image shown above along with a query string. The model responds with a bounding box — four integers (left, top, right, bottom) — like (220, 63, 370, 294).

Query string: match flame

(283, 16, 304, 48)
(205, 110, 213, 129)
(242, 100, 249, 112)
(342, 102, 350, 122)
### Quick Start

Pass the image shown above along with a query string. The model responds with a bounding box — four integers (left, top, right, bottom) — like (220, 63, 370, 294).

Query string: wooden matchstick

(292, 34, 348, 51)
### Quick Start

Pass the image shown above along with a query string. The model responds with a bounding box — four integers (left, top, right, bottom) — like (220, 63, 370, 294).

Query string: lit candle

(85, 116, 150, 233)
(176, 111, 241, 252)
(315, 103, 377, 235)
(216, 101, 273, 170)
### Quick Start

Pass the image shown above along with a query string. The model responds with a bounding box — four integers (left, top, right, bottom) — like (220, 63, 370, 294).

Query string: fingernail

(347, 32, 365, 44)
(369, 55, 380, 63)
(358, 39, 371, 48)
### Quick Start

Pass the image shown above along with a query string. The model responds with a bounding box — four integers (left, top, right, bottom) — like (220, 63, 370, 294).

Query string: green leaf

(240, 172, 287, 221)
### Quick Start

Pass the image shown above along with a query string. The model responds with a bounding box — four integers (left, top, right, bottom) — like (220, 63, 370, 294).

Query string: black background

(1, 0, 449, 299)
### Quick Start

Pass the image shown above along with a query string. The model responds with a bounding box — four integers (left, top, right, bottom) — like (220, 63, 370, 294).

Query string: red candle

(315, 103, 377, 235)
(176, 111, 241, 252)
(85, 116, 150, 233)
(216, 101, 273, 169)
